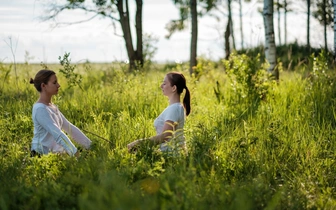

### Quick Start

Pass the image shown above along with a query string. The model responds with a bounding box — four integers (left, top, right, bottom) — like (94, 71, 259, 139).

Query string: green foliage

(306, 50, 336, 126)
(0, 60, 335, 209)
(58, 52, 83, 90)
(192, 56, 217, 80)
(138, 33, 159, 71)
(310, 50, 333, 87)
(0, 62, 11, 92)
(143, 33, 158, 65)
(222, 52, 275, 116)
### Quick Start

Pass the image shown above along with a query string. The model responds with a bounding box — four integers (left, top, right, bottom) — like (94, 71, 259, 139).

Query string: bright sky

(0, 0, 333, 64)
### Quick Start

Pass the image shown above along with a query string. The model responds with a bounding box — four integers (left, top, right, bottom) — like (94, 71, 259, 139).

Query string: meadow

(0, 52, 335, 210)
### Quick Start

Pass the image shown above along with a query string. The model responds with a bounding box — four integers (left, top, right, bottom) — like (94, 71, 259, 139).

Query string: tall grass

(0, 53, 335, 209)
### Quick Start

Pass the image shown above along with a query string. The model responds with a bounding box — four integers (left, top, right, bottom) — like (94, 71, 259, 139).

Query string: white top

(154, 103, 186, 152)
(31, 103, 91, 156)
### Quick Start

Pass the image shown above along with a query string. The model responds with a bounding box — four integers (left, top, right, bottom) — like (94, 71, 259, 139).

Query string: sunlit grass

(0, 60, 335, 209)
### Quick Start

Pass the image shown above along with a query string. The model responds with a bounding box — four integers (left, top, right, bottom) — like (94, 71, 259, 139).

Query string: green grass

(0, 56, 335, 210)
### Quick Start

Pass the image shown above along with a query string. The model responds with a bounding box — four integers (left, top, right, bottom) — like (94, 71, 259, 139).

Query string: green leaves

(222, 52, 274, 107)
(58, 52, 83, 90)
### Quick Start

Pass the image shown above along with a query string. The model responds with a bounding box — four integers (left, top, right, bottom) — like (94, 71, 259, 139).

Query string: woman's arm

(150, 120, 175, 144)
(35, 107, 77, 156)
(127, 120, 175, 152)
(60, 112, 92, 149)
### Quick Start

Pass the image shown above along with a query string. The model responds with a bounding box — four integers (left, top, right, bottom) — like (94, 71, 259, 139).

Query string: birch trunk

(263, 0, 279, 80)
(238, 0, 244, 49)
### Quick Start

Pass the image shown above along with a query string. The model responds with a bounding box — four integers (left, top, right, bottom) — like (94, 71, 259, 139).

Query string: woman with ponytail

(127, 72, 191, 154)
(30, 69, 92, 157)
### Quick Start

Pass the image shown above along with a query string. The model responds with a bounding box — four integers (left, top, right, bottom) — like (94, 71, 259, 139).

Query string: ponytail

(183, 86, 191, 116)
(166, 72, 191, 116)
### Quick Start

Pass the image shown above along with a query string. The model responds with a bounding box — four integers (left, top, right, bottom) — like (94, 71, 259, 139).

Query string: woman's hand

(127, 139, 142, 153)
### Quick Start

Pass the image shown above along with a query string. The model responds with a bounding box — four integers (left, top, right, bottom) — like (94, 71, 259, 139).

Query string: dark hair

(30, 70, 56, 92)
(166, 72, 191, 116)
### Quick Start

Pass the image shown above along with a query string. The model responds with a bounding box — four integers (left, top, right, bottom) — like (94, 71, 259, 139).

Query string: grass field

(0, 52, 335, 209)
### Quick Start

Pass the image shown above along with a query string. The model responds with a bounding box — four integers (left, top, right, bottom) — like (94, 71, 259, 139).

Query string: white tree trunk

(263, 0, 278, 79)
(333, 0, 336, 60)
(239, 0, 244, 49)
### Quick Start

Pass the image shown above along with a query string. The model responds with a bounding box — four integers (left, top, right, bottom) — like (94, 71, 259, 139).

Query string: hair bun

(29, 78, 34, 84)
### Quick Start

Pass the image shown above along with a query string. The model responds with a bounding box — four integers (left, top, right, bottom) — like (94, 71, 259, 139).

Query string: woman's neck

(169, 94, 180, 105)
(38, 94, 52, 106)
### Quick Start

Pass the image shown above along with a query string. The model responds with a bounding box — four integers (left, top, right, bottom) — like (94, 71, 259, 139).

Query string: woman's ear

(172, 85, 177, 92)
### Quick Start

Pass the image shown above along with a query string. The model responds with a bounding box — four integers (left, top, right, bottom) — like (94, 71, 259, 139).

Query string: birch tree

(238, 0, 244, 49)
(263, 0, 279, 79)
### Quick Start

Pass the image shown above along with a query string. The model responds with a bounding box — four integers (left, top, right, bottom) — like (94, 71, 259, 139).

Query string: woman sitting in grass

(127, 71, 191, 154)
(30, 69, 92, 157)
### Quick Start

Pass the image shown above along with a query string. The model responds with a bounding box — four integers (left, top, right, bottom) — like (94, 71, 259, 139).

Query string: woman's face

(160, 75, 175, 97)
(43, 74, 60, 95)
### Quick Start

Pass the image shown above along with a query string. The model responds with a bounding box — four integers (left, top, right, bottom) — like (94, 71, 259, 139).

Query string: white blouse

(31, 103, 91, 156)
(154, 103, 186, 152)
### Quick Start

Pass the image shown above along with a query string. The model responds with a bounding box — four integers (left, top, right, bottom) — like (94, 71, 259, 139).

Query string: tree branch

(42, 3, 120, 26)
